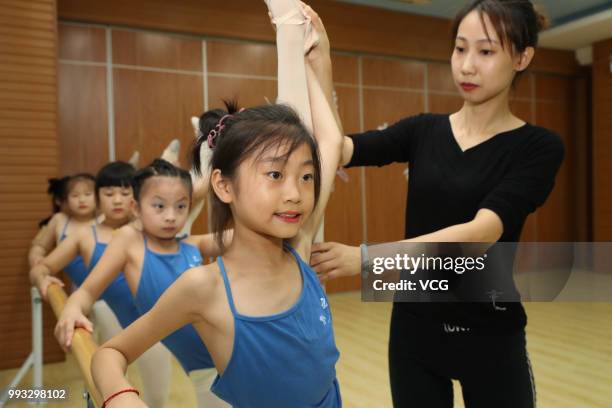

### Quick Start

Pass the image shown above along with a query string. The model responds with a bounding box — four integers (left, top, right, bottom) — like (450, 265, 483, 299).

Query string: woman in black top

(311, 1, 564, 407)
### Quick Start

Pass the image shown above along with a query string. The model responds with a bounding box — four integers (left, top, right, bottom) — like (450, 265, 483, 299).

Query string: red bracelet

(102, 388, 139, 408)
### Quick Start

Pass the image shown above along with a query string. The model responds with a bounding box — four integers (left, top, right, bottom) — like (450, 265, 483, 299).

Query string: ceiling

(335, 0, 612, 50)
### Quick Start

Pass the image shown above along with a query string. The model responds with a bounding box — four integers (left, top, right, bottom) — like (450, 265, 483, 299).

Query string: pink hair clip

(207, 114, 233, 149)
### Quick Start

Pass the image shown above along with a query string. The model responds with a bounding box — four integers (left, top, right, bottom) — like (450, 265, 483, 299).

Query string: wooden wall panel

(512, 73, 533, 99)
(362, 90, 424, 243)
(113, 69, 203, 169)
(509, 99, 534, 123)
(573, 72, 592, 242)
(331, 54, 359, 85)
(207, 40, 276, 77)
(0, 0, 66, 369)
(58, 24, 105, 62)
(208, 76, 276, 109)
(428, 93, 462, 115)
(427, 63, 457, 93)
(362, 57, 424, 89)
(112, 29, 202, 71)
(325, 84, 362, 294)
(58, 64, 108, 175)
(57, 0, 578, 76)
(534, 74, 576, 243)
(592, 39, 612, 242)
(113, 67, 206, 232)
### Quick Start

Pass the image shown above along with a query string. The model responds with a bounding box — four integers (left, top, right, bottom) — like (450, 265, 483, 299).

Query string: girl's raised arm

(293, 63, 343, 257)
(266, 0, 313, 133)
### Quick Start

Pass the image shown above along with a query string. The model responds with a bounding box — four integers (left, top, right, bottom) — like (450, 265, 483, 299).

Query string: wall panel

(207, 40, 276, 77)
(362, 90, 424, 243)
(325, 85, 362, 293)
(593, 39, 612, 242)
(208, 76, 276, 109)
(58, 24, 105, 62)
(534, 97, 574, 242)
(362, 57, 424, 89)
(113, 29, 202, 71)
(113, 68, 203, 170)
(0, 0, 65, 369)
(58, 63, 108, 175)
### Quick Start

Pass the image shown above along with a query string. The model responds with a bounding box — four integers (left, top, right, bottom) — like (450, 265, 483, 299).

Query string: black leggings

(388, 308, 536, 408)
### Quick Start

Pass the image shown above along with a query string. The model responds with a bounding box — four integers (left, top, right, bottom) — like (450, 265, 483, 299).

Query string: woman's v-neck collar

(445, 115, 529, 155)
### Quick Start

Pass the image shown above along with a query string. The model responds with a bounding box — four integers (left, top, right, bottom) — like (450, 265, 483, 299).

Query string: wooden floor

(2, 292, 611, 407)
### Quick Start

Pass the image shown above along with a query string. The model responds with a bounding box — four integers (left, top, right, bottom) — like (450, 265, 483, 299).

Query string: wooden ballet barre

(47, 284, 103, 407)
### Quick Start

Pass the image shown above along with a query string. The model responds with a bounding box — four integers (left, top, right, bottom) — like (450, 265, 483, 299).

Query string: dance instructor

(311, 1, 564, 406)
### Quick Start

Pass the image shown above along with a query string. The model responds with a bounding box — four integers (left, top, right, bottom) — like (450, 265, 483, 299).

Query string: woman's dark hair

(452, 0, 549, 82)
(132, 158, 192, 202)
(65, 173, 96, 199)
(38, 176, 69, 227)
(95, 161, 136, 201)
(191, 101, 322, 252)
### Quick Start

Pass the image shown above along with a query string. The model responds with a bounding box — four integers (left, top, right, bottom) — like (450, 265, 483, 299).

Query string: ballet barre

(47, 284, 103, 408)
(0, 287, 42, 407)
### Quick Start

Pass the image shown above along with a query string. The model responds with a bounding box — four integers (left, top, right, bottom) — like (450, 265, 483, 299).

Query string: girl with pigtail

(90, 1, 344, 407)
(29, 162, 172, 408)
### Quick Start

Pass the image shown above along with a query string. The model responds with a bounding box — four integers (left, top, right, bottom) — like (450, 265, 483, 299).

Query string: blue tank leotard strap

(59, 218, 88, 287)
(134, 236, 214, 373)
(211, 244, 342, 407)
(88, 225, 140, 329)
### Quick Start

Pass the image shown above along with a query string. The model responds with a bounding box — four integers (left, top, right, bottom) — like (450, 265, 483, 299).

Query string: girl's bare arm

(91, 267, 211, 401)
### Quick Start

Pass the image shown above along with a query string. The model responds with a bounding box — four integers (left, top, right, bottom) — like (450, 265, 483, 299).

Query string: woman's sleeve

(346, 113, 427, 168)
(478, 132, 565, 237)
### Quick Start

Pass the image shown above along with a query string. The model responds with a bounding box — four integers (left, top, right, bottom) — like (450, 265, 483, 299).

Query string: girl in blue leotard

(90, 1, 344, 406)
(28, 174, 97, 269)
(56, 159, 230, 407)
(29, 161, 171, 408)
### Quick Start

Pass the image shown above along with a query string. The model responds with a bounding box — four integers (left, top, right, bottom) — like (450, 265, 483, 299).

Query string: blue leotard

(59, 218, 88, 286)
(88, 225, 140, 329)
(211, 244, 342, 407)
(134, 237, 214, 373)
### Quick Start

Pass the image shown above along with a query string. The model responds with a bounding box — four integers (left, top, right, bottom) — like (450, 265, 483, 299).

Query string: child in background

(56, 159, 229, 407)
(28, 173, 97, 276)
(29, 162, 171, 408)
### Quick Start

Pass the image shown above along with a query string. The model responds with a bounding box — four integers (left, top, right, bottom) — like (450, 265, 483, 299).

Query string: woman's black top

(347, 113, 565, 333)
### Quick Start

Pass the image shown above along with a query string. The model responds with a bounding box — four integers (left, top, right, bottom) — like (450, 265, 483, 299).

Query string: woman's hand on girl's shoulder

(310, 242, 361, 282)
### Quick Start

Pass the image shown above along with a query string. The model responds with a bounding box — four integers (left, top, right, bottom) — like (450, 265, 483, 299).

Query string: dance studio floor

(1, 292, 611, 407)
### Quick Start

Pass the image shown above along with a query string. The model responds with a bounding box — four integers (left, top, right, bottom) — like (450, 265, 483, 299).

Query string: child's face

(67, 180, 96, 218)
(231, 142, 315, 239)
(137, 176, 190, 240)
(98, 186, 133, 223)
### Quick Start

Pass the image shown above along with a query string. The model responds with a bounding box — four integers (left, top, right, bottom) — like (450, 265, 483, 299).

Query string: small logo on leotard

(319, 315, 328, 326)
(188, 255, 202, 268)
(320, 297, 328, 309)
